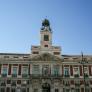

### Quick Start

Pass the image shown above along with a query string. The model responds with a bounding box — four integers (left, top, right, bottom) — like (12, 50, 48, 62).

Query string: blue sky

(0, 0, 92, 55)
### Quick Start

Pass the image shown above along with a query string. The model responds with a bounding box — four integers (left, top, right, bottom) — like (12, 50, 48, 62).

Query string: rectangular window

(54, 52, 60, 55)
(12, 67, 17, 77)
(64, 67, 69, 77)
(75, 88, 80, 92)
(1, 80, 6, 86)
(22, 67, 28, 77)
(32, 52, 39, 54)
(44, 45, 48, 47)
(44, 35, 49, 41)
(33, 65, 40, 75)
(1, 88, 5, 92)
(42, 65, 50, 76)
(6, 87, 10, 92)
(34, 89, 38, 92)
(55, 89, 59, 92)
(53, 65, 59, 76)
(73, 67, 79, 77)
(2, 66, 8, 77)
(7, 80, 11, 84)
(11, 80, 16, 86)
(21, 88, 26, 92)
(84, 67, 88, 77)
(11, 88, 16, 92)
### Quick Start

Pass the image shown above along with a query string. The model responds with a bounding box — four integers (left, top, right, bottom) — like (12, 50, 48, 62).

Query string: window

(34, 89, 38, 92)
(53, 65, 59, 76)
(12, 67, 17, 77)
(42, 65, 50, 76)
(17, 80, 21, 84)
(22, 67, 28, 77)
(7, 80, 11, 84)
(55, 89, 59, 92)
(64, 67, 69, 77)
(2, 66, 8, 77)
(66, 89, 70, 92)
(44, 35, 49, 41)
(32, 52, 39, 54)
(22, 80, 27, 86)
(22, 88, 26, 92)
(4, 56, 9, 58)
(11, 88, 16, 92)
(11, 80, 16, 86)
(16, 88, 21, 92)
(44, 45, 48, 47)
(75, 88, 80, 92)
(54, 52, 60, 55)
(85, 88, 90, 92)
(84, 67, 88, 77)
(1, 81, 6, 86)
(1, 88, 5, 92)
(75, 81, 80, 86)
(64, 81, 70, 86)
(33, 65, 40, 75)
(73, 67, 79, 77)
(6, 87, 10, 92)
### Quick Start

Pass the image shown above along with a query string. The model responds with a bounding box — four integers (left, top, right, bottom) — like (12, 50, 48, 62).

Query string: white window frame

(84, 66, 89, 75)
(32, 65, 40, 75)
(22, 66, 28, 75)
(64, 67, 70, 76)
(1, 65, 8, 75)
(11, 66, 18, 75)
(73, 67, 80, 75)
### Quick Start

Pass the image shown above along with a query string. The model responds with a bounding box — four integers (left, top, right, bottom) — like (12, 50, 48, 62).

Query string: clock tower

(40, 19, 52, 49)
(31, 19, 61, 56)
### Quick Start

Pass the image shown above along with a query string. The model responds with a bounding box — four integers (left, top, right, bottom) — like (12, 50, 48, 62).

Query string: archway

(42, 83, 50, 92)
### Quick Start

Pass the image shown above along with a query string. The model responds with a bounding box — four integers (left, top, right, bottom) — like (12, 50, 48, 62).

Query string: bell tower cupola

(40, 19, 52, 49)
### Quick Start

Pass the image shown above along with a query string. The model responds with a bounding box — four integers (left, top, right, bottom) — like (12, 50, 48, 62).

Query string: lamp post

(79, 52, 88, 92)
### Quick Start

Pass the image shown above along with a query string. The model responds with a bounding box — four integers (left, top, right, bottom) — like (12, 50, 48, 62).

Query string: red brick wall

(8, 64, 11, 75)
(80, 66, 82, 76)
(18, 64, 21, 75)
(70, 65, 73, 76)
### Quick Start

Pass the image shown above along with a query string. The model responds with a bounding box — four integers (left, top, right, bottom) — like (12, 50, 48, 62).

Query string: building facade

(0, 19, 92, 92)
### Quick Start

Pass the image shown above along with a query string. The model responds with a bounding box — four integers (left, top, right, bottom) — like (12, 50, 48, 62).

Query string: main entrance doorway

(42, 83, 50, 92)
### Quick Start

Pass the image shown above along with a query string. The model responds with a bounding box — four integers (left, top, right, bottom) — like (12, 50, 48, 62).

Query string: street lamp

(79, 52, 88, 92)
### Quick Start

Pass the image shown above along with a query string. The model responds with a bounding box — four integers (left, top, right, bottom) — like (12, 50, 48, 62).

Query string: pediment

(31, 53, 62, 61)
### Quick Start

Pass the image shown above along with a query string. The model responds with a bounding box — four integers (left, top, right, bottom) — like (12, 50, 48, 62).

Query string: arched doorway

(42, 83, 50, 92)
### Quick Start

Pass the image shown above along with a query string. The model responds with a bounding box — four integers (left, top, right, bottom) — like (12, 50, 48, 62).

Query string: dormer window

(44, 35, 49, 41)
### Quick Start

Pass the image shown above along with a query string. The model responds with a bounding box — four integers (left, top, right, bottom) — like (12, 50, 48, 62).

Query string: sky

(0, 0, 92, 55)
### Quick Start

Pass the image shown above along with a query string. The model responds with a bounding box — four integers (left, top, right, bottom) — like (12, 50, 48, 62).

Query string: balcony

(12, 74, 17, 77)
(30, 74, 62, 79)
(1, 74, 7, 77)
(74, 74, 79, 78)
(64, 75, 70, 77)
(22, 74, 29, 78)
